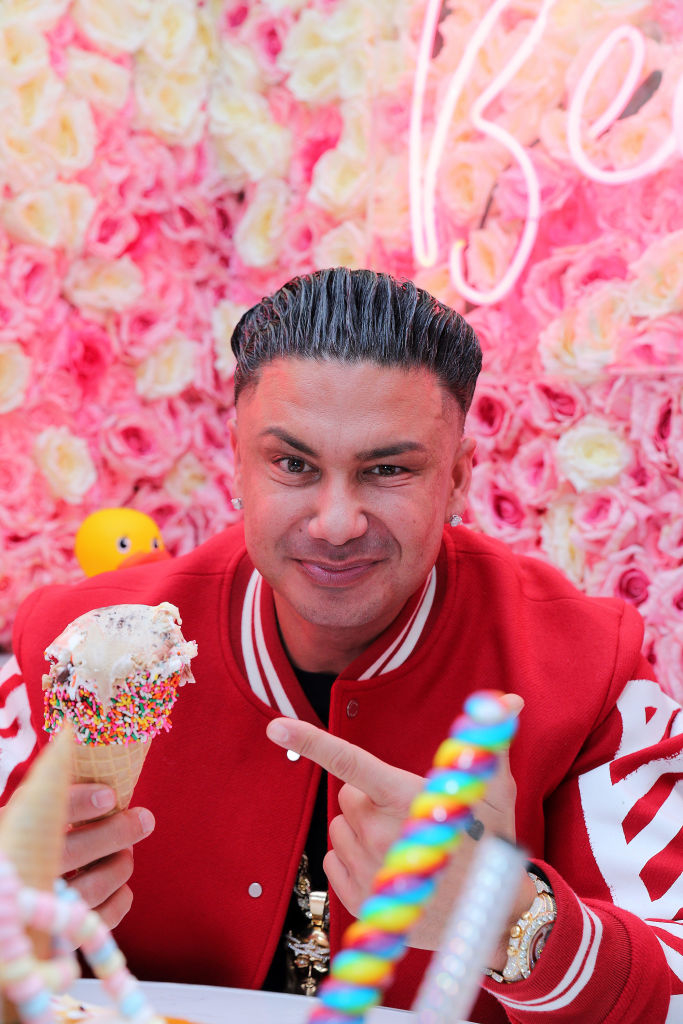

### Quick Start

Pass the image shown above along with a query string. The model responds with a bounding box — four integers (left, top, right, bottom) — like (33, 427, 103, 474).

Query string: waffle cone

(71, 737, 151, 812)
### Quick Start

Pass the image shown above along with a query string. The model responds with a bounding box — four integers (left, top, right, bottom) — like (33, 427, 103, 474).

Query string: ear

(228, 417, 243, 495)
(447, 435, 475, 520)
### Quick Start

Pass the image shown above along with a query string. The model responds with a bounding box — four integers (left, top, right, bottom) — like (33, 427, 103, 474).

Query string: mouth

(296, 559, 380, 587)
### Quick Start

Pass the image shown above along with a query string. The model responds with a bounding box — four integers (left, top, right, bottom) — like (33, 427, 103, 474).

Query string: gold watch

(486, 871, 556, 983)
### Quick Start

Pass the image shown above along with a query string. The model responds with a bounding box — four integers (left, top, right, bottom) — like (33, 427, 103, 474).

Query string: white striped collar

(240, 566, 438, 718)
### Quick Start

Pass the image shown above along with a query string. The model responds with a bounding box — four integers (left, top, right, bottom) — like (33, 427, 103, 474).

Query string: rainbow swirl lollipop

(309, 690, 518, 1023)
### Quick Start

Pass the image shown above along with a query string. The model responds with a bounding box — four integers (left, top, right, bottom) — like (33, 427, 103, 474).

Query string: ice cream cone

(71, 736, 151, 812)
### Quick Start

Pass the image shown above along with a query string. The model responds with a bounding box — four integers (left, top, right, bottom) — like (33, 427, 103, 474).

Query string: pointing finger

(266, 718, 421, 811)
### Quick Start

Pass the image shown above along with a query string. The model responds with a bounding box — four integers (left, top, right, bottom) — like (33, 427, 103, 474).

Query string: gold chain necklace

(284, 852, 330, 996)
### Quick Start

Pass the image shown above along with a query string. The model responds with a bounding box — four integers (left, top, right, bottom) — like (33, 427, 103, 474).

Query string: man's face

(231, 357, 474, 654)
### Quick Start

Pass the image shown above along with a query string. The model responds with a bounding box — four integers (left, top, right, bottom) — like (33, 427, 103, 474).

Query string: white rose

(165, 452, 209, 504)
(71, 0, 152, 54)
(134, 57, 206, 145)
(144, 0, 197, 67)
(0, 0, 70, 30)
(215, 41, 262, 93)
(64, 256, 144, 312)
(33, 426, 97, 504)
(212, 299, 246, 379)
(213, 122, 291, 183)
(135, 334, 196, 399)
(54, 182, 96, 253)
(13, 67, 64, 131)
(628, 230, 683, 319)
(1, 188, 62, 246)
(0, 121, 56, 191)
(0, 341, 31, 413)
(313, 221, 368, 270)
(556, 415, 632, 492)
(40, 96, 96, 172)
(540, 499, 585, 585)
(234, 179, 288, 268)
(279, 11, 340, 102)
(573, 284, 631, 374)
(66, 48, 131, 110)
(308, 144, 368, 218)
(0, 23, 49, 85)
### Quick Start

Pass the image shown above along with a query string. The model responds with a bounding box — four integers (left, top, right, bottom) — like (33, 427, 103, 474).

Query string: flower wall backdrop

(0, 0, 682, 696)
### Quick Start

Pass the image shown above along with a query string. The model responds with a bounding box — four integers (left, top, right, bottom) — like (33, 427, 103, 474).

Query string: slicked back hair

(231, 267, 482, 415)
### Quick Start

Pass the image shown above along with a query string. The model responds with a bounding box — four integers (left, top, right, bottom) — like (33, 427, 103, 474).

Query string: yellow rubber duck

(75, 508, 171, 576)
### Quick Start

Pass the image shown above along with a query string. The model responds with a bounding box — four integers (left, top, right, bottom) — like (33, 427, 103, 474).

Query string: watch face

(529, 921, 554, 967)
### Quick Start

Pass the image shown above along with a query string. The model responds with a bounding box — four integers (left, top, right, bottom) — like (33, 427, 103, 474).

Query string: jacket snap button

(248, 882, 263, 898)
(346, 699, 359, 719)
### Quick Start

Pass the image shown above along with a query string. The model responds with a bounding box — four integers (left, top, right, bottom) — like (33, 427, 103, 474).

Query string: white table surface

(69, 979, 418, 1023)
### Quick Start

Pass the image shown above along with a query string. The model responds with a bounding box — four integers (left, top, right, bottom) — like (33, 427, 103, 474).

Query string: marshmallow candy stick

(308, 690, 518, 1024)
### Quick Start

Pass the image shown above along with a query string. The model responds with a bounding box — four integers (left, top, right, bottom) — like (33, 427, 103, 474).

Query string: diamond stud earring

(449, 514, 462, 527)
(231, 497, 244, 511)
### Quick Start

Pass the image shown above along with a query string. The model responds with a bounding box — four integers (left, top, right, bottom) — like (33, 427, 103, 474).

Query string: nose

(308, 479, 368, 546)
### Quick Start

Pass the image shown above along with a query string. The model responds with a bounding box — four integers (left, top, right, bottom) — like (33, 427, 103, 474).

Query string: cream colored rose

(165, 452, 209, 504)
(0, 0, 70, 30)
(64, 256, 144, 312)
(135, 334, 196, 399)
(34, 426, 97, 505)
(134, 57, 206, 145)
(212, 299, 246, 379)
(14, 68, 64, 131)
(41, 96, 96, 172)
(0, 122, 56, 191)
(66, 48, 131, 110)
(0, 23, 49, 85)
(55, 182, 96, 253)
(438, 141, 505, 224)
(278, 9, 344, 103)
(234, 179, 288, 268)
(1, 188, 62, 246)
(538, 311, 580, 377)
(308, 145, 368, 218)
(371, 156, 410, 244)
(556, 416, 632, 492)
(464, 221, 517, 293)
(540, 499, 585, 585)
(72, 0, 152, 53)
(0, 342, 31, 414)
(209, 85, 291, 182)
(313, 221, 368, 271)
(628, 230, 683, 318)
(144, 0, 197, 67)
(573, 284, 631, 373)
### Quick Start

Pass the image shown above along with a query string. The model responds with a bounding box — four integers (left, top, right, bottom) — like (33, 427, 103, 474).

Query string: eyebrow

(258, 428, 428, 461)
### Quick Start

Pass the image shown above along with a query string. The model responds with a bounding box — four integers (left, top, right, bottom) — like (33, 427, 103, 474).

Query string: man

(1, 268, 682, 1022)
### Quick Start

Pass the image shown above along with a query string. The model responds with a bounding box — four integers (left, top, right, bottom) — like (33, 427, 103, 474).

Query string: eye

(369, 464, 405, 477)
(116, 536, 132, 552)
(277, 456, 311, 474)
(151, 537, 160, 549)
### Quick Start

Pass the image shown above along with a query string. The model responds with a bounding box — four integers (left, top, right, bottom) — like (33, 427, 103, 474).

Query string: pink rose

(652, 632, 683, 704)
(468, 464, 538, 544)
(509, 437, 559, 507)
(524, 379, 587, 435)
(539, 180, 601, 250)
(99, 403, 185, 480)
(591, 547, 658, 615)
(86, 205, 140, 259)
(49, 316, 114, 400)
(618, 315, 683, 372)
(629, 382, 680, 474)
(571, 489, 643, 550)
(467, 378, 521, 455)
(5, 246, 62, 323)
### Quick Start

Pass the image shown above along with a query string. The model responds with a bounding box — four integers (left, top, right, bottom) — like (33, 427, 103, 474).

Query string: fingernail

(136, 808, 155, 835)
(92, 789, 116, 811)
(267, 721, 289, 744)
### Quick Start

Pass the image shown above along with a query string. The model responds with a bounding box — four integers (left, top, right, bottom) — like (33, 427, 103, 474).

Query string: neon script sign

(410, 0, 683, 306)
